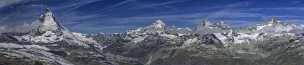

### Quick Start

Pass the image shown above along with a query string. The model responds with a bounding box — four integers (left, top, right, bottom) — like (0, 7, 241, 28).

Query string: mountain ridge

(1, 8, 304, 65)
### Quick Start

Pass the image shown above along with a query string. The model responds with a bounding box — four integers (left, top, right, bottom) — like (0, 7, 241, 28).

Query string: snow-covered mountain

(126, 19, 192, 44)
(253, 17, 302, 33)
(1, 8, 304, 65)
(102, 17, 304, 65)
(195, 20, 231, 34)
(127, 19, 166, 35)
(12, 8, 99, 48)
(0, 8, 140, 65)
(206, 17, 304, 47)
(196, 20, 230, 30)
(35, 8, 65, 34)
(112, 17, 304, 49)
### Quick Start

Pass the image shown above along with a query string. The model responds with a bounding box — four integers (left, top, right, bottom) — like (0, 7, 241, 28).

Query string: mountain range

(0, 8, 304, 65)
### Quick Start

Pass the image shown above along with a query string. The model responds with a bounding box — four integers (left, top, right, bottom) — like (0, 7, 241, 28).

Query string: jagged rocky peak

(35, 8, 64, 34)
(256, 16, 281, 27)
(215, 21, 225, 26)
(127, 19, 167, 35)
(151, 19, 166, 29)
(144, 19, 167, 33)
(201, 20, 210, 27)
(268, 16, 280, 26)
(254, 17, 300, 33)
(195, 19, 209, 31)
(196, 19, 210, 28)
(270, 17, 279, 24)
(196, 20, 229, 29)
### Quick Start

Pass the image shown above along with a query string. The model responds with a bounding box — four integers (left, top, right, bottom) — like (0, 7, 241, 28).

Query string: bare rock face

(32, 8, 64, 35)
(269, 17, 279, 25)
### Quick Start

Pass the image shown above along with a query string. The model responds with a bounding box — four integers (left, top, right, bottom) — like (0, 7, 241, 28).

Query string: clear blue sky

(0, 0, 304, 32)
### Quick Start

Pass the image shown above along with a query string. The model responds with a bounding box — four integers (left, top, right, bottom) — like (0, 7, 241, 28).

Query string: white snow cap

(152, 19, 166, 28)
(37, 8, 63, 32)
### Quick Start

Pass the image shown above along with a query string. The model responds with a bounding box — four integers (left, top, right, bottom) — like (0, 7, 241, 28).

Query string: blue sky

(1, 0, 304, 32)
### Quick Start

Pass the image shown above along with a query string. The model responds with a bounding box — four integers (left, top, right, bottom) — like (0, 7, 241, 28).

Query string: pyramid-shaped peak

(35, 8, 64, 34)
(152, 19, 166, 28)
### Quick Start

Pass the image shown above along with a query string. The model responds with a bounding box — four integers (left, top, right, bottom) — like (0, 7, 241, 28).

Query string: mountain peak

(44, 8, 53, 17)
(268, 16, 279, 25)
(254, 17, 301, 33)
(196, 20, 229, 30)
(152, 19, 166, 29)
(196, 20, 209, 31)
(201, 20, 210, 27)
(215, 21, 225, 26)
(35, 8, 64, 34)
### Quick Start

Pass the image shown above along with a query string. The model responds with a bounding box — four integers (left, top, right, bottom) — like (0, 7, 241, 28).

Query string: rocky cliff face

(33, 8, 64, 35)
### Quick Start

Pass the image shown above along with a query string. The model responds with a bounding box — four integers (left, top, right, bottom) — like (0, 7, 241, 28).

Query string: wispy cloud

(206, 10, 265, 19)
(3, 0, 304, 33)
(126, 13, 206, 20)
(70, 23, 138, 32)
(244, 7, 304, 12)
(137, 0, 189, 8)
(0, 0, 22, 8)
(96, 0, 138, 12)
(206, 1, 252, 18)
(54, 0, 103, 13)
(109, 0, 137, 8)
